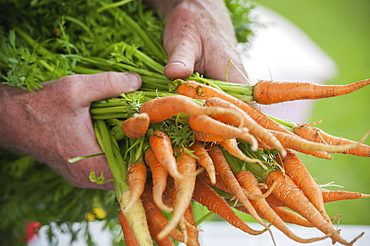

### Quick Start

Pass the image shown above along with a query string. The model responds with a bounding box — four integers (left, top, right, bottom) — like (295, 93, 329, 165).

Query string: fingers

(75, 72, 142, 107)
(162, 2, 250, 84)
(163, 6, 202, 80)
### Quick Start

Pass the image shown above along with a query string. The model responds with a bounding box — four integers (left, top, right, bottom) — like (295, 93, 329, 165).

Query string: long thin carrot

(293, 124, 370, 157)
(193, 177, 267, 235)
(120, 190, 153, 246)
(189, 141, 216, 184)
(269, 129, 359, 153)
(279, 150, 332, 224)
(177, 80, 293, 136)
(141, 184, 186, 243)
(147, 217, 175, 246)
(158, 148, 198, 240)
(183, 203, 200, 246)
(139, 95, 243, 124)
(205, 97, 286, 156)
(207, 145, 269, 229)
(124, 162, 147, 213)
(149, 131, 184, 179)
(122, 113, 150, 139)
(236, 170, 330, 243)
(265, 170, 363, 245)
(235, 205, 314, 228)
(118, 210, 139, 246)
(218, 139, 265, 169)
(188, 114, 257, 149)
(322, 190, 370, 203)
(144, 148, 173, 213)
(253, 78, 370, 105)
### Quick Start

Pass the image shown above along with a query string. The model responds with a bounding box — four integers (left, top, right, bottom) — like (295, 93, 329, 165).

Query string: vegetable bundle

(1, 0, 369, 245)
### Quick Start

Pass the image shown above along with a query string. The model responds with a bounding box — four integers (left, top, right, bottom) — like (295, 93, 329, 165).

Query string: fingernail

(165, 61, 186, 68)
(125, 73, 142, 90)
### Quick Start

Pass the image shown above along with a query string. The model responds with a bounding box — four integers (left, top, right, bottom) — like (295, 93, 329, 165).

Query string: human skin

(0, 0, 248, 190)
(147, 0, 249, 83)
(0, 72, 141, 190)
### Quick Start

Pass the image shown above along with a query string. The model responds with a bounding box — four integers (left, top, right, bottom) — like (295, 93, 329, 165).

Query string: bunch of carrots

(87, 77, 370, 246)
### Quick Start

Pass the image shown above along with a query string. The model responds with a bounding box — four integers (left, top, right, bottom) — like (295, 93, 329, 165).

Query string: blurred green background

(251, 0, 370, 225)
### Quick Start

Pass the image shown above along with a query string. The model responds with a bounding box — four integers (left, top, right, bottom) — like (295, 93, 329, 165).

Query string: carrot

(218, 139, 265, 169)
(158, 148, 198, 240)
(322, 190, 370, 203)
(194, 131, 227, 142)
(293, 124, 370, 157)
(149, 131, 184, 179)
(268, 129, 359, 153)
(122, 113, 150, 139)
(177, 80, 293, 136)
(183, 203, 200, 246)
(279, 150, 332, 224)
(265, 170, 363, 245)
(139, 95, 243, 125)
(124, 162, 147, 213)
(120, 190, 153, 246)
(236, 170, 332, 243)
(144, 148, 173, 213)
(188, 114, 257, 149)
(253, 78, 370, 105)
(193, 177, 267, 235)
(141, 184, 186, 243)
(207, 145, 269, 229)
(271, 207, 314, 228)
(205, 97, 286, 156)
(147, 218, 175, 246)
(189, 141, 216, 184)
(118, 210, 139, 246)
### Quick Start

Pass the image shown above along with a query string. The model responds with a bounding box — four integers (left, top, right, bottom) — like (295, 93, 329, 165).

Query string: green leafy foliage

(0, 0, 255, 244)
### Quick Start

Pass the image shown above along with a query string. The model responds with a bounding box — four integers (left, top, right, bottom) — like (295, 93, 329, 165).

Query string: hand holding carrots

(147, 0, 249, 84)
(0, 72, 142, 190)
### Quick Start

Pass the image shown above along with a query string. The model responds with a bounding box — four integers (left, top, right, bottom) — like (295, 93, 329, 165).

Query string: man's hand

(0, 72, 141, 190)
(147, 0, 249, 84)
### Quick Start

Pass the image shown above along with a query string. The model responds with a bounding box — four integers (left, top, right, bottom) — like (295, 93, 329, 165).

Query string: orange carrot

(235, 205, 314, 228)
(322, 190, 370, 203)
(236, 170, 331, 243)
(141, 184, 185, 243)
(139, 95, 243, 124)
(207, 145, 269, 229)
(193, 177, 267, 235)
(266, 170, 363, 245)
(177, 80, 293, 136)
(122, 113, 150, 139)
(205, 97, 286, 156)
(124, 162, 148, 213)
(253, 78, 370, 105)
(118, 210, 139, 246)
(280, 150, 332, 224)
(188, 114, 257, 149)
(149, 131, 184, 179)
(183, 203, 200, 246)
(144, 148, 173, 213)
(147, 218, 175, 246)
(189, 141, 216, 184)
(268, 129, 358, 153)
(293, 124, 370, 157)
(218, 139, 265, 169)
(158, 148, 198, 240)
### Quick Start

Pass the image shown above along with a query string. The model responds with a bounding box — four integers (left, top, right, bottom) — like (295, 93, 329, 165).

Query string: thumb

(77, 72, 142, 106)
(163, 9, 201, 80)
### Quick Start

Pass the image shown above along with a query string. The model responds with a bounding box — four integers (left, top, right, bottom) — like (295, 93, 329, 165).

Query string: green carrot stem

(94, 120, 128, 199)
(91, 114, 132, 120)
